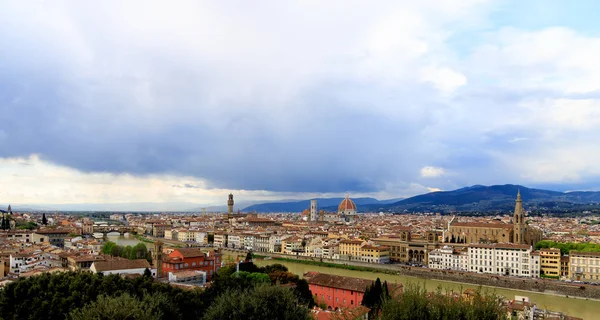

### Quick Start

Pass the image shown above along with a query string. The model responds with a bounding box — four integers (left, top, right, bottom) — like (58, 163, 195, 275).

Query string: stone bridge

(92, 225, 138, 235)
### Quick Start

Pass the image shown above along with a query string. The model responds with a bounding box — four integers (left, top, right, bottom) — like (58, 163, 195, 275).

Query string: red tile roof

(305, 272, 372, 292)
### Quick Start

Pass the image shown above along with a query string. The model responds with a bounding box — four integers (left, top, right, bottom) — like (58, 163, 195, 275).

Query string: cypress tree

(42, 213, 48, 225)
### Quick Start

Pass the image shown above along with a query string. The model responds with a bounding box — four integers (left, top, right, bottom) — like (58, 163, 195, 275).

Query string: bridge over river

(92, 225, 138, 235)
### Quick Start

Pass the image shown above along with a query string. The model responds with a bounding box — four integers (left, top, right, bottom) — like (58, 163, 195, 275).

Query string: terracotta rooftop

(451, 222, 512, 229)
(174, 248, 205, 258)
(570, 251, 600, 257)
(304, 272, 372, 293)
(92, 259, 150, 272)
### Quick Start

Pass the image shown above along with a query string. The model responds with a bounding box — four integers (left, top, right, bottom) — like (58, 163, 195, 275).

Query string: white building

(254, 233, 271, 252)
(90, 259, 155, 277)
(428, 246, 462, 270)
(242, 234, 255, 250)
(214, 233, 227, 248)
(228, 234, 241, 249)
(269, 234, 289, 253)
(468, 244, 539, 278)
(168, 270, 206, 285)
(194, 231, 207, 244)
(322, 245, 339, 259)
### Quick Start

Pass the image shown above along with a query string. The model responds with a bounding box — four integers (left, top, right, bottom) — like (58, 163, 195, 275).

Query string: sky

(2, 0, 600, 210)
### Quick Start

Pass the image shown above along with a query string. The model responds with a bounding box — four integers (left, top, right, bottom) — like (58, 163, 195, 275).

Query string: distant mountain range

(242, 185, 600, 213)
(242, 197, 404, 213)
(5, 184, 600, 213)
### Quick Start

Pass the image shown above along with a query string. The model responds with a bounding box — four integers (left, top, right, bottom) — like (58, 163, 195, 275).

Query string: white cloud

(420, 66, 467, 94)
(420, 166, 446, 178)
(0, 155, 417, 208)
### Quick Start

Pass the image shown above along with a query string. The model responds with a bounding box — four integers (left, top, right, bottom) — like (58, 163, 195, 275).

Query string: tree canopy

(101, 241, 151, 262)
(535, 240, 600, 255)
(380, 284, 504, 320)
(202, 283, 311, 320)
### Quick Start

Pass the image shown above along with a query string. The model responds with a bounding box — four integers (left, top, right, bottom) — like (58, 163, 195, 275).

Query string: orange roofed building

(161, 248, 222, 281)
(304, 272, 372, 310)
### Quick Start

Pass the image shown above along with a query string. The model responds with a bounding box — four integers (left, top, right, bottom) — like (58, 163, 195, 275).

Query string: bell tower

(227, 193, 234, 216)
(153, 241, 163, 278)
(310, 200, 317, 222)
(513, 190, 526, 244)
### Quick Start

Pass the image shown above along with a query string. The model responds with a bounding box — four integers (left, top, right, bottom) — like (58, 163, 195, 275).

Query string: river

(254, 259, 598, 319)
(93, 233, 152, 248)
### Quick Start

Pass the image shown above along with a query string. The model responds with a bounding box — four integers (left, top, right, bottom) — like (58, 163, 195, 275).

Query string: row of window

(163, 261, 213, 269)
(319, 294, 355, 305)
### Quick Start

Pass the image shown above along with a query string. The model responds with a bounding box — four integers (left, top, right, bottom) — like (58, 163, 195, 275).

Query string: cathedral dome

(338, 195, 357, 214)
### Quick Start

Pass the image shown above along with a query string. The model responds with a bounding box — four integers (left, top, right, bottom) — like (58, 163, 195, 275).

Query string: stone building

(444, 191, 542, 246)
(372, 230, 442, 264)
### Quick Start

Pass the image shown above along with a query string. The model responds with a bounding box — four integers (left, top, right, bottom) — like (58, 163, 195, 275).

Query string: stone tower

(513, 190, 526, 244)
(153, 241, 163, 278)
(310, 200, 317, 222)
(227, 193, 234, 215)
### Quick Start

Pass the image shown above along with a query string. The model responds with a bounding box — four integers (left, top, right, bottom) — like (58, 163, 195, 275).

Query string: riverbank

(222, 249, 600, 300)
(252, 258, 598, 319)
(133, 234, 154, 244)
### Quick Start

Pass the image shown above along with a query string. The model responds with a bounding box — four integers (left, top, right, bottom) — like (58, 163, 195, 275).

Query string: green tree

(379, 283, 504, 320)
(121, 245, 132, 259)
(0, 271, 206, 320)
(69, 293, 179, 320)
(42, 213, 48, 225)
(131, 243, 148, 260)
(102, 241, 117, 255)
(260, 263, 288, 274)
(202, 283, 311, 320)
(362, 277, 385, 318)
(293, 279, 315, 308)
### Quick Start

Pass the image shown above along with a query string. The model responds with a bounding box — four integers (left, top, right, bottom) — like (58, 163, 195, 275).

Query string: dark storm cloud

(3, 1, 600, 197)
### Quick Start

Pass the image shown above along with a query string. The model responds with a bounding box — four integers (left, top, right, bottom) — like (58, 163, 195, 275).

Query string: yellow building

(569, 251, 600, 282)
(539, 248, 561, 278)
(339, 239, 364, 260)
(360, 245, 390, 263)
(281, 237, 303, 254)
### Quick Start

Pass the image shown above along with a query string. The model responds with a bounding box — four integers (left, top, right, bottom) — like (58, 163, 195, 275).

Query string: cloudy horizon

(2, 1, 600, 210)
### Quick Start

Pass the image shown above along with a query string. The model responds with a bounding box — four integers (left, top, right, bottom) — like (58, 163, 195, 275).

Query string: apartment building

(338, 239, 364, 260)
(269, 234, 288, 253)
(228, 234, 241, 249)
(428, 246, 462, 270)
(164, 229, 178, 240)
(468, 243, 539, 278)
(254, 233, 271, 253)
(359, 245, 390, 264)
(152, 224, 170, 238)
(539, 248, 561, 278)
(213, 233, 227, 248)
(569, 251, 600, 282)
(242, 233, 255, 250)
(282, 237, 303, 254)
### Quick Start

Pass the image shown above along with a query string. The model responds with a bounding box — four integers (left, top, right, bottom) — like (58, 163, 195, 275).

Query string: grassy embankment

(270, 257, 398, 275)
(134, 233, 154, 243)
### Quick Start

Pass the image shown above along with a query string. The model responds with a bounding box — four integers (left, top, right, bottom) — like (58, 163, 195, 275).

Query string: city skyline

(3, 1, 600, 207)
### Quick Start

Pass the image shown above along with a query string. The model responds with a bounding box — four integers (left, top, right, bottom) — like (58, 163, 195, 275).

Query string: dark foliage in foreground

(380, 283, 505, 320)
(0, 262, 313, 320)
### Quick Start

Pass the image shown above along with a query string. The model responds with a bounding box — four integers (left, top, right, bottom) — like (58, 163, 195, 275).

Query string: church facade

(444, 191, 542, 246)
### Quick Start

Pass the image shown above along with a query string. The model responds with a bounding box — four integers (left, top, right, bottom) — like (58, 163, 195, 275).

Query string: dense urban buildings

(2, 190, 600, 289)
